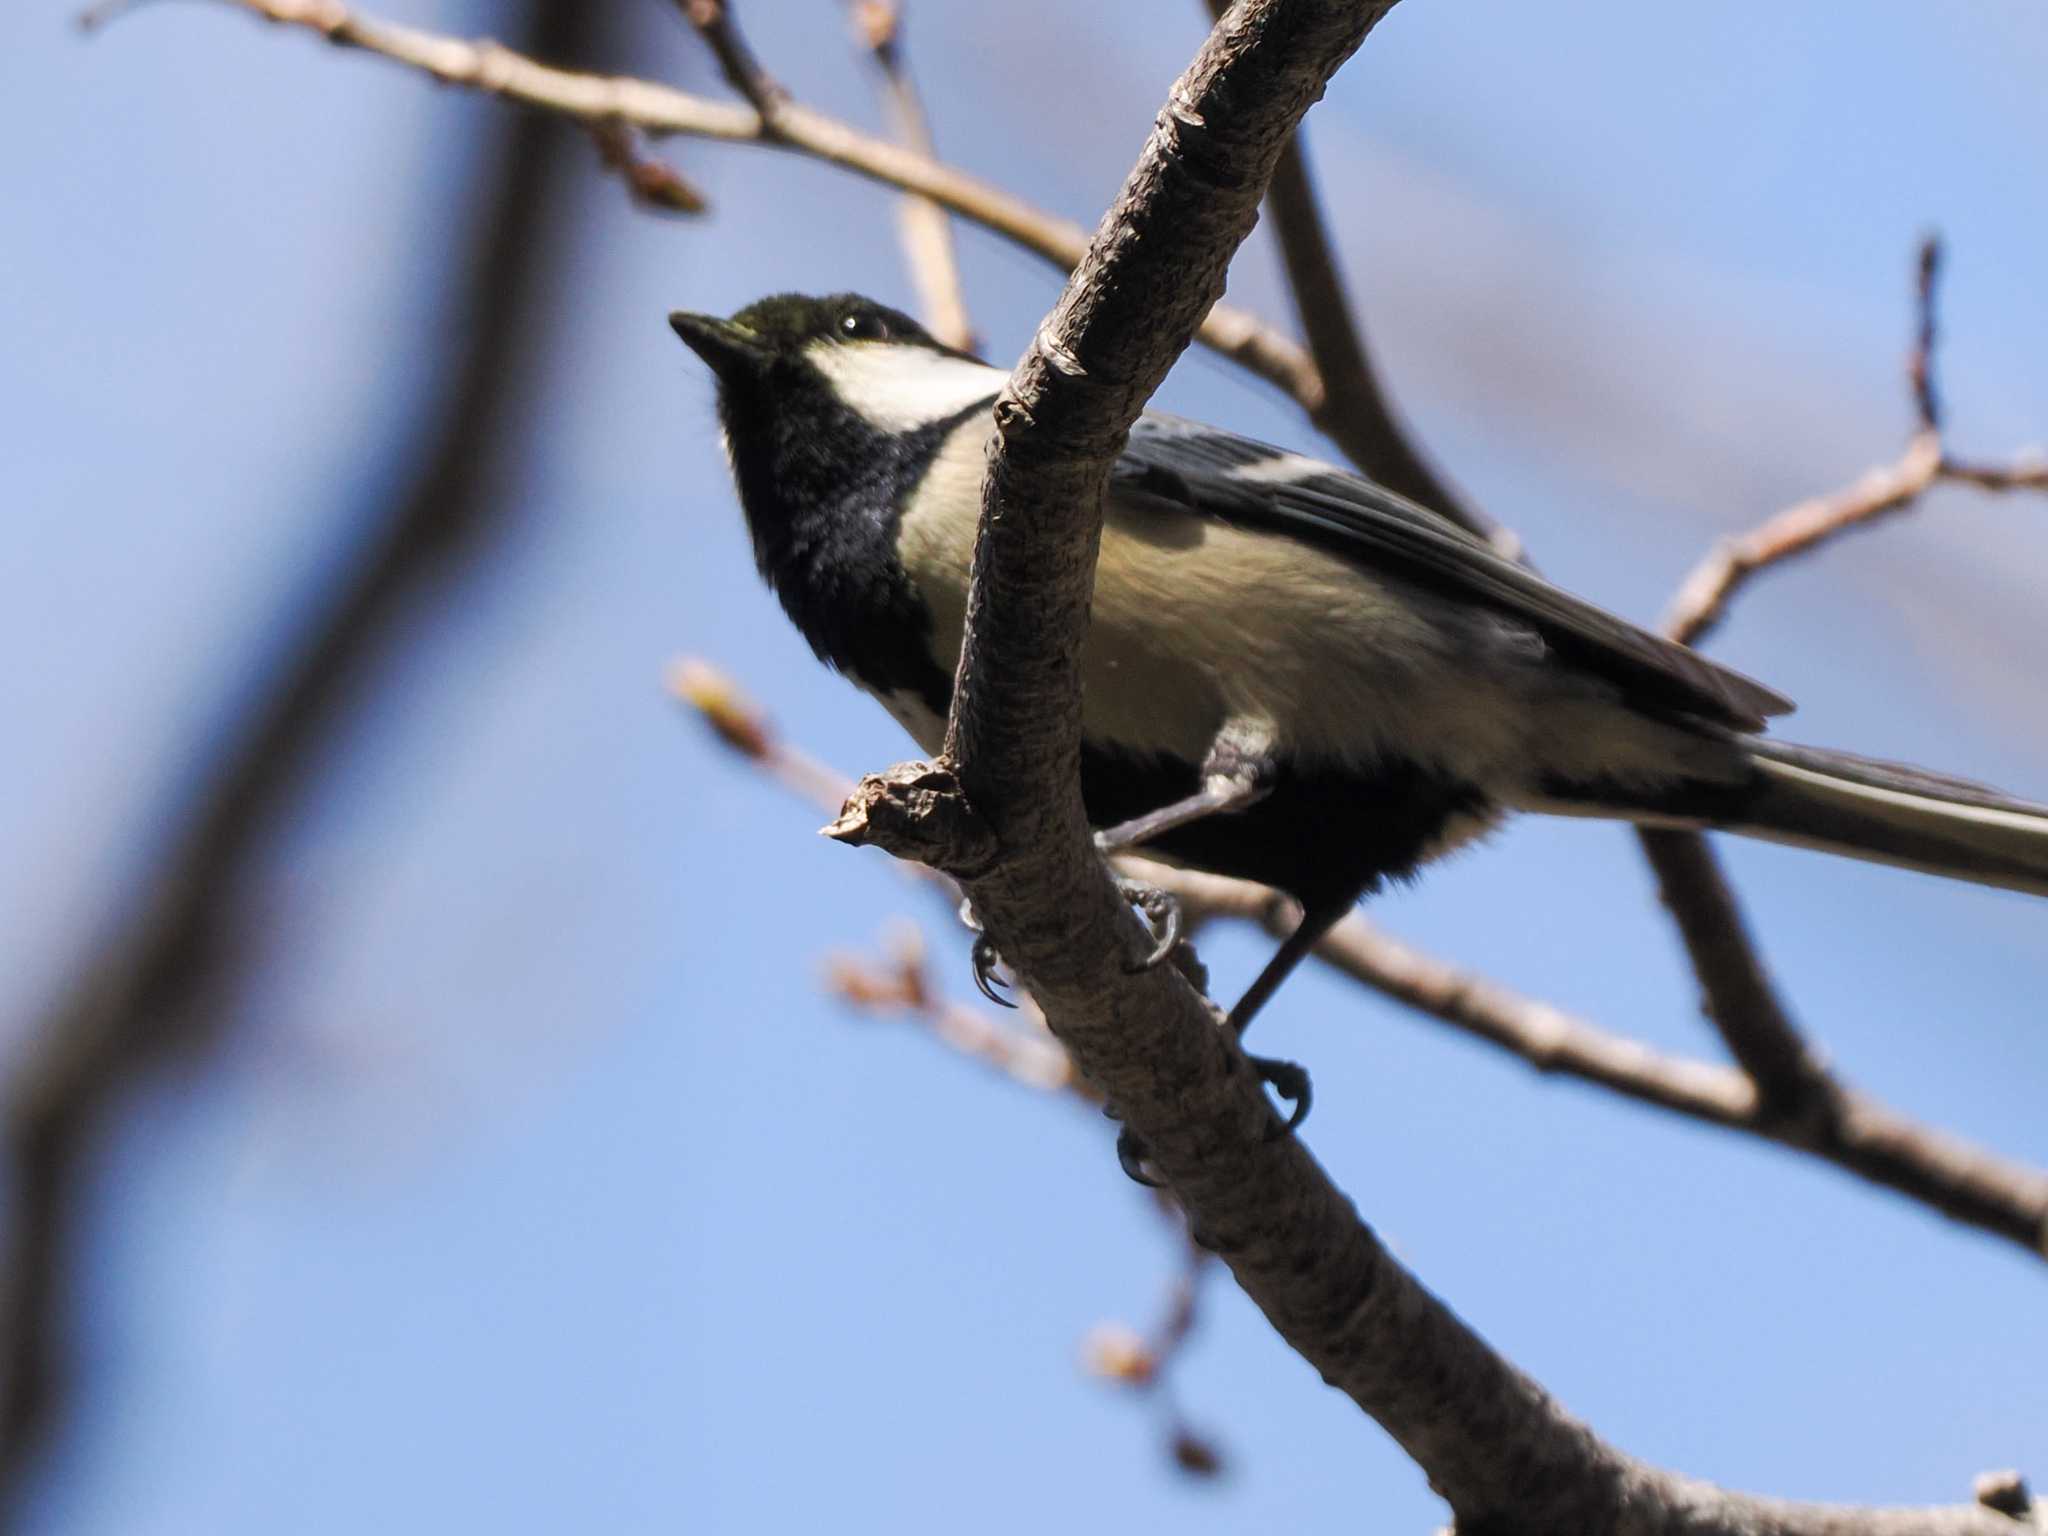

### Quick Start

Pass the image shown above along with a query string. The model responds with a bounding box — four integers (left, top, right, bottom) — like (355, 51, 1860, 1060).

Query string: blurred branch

(1083, 1228, 1225, 1479)
(1200, 0, 1508, 557)
(845, 0, 978, 352)
(6, 0, 604, 1504)
(1644, 237, 2048, 1124)
(587, 118, 707, 214)
(824, 921, 1076, 1096)
(188, 0, 1327, 416)
(671, 0, 781, 117)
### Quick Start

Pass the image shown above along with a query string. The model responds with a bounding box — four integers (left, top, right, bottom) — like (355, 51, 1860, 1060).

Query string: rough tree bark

(827, 4, 2032, 1532)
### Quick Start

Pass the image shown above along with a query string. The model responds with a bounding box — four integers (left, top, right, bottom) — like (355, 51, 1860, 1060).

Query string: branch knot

(821, 759, 999, 878)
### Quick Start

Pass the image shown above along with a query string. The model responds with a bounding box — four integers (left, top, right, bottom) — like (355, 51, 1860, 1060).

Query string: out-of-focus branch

(823, 921, 1075, 1095)
(6, 0, 603, 1507)
(1646, 238, 2048, 1121)
(1083, 1229, 1225, 1479)
(587, 118, 707, 214)
(188, 0, 1326, 415)
(672, 0, 781, 118)
(1199, 0, 1508, 557)
(846, 0, 977, 351)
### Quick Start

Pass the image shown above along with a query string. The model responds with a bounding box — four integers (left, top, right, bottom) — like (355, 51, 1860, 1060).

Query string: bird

(670, 290, 2048, 1124)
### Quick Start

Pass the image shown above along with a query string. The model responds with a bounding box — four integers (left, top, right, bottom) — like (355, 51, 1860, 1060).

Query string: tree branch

(675, 659, 2048, 1262)
(1137, 858, 2048, 1258)
(189, 0, 1327, 420)
(817, 4, 2029, 1531)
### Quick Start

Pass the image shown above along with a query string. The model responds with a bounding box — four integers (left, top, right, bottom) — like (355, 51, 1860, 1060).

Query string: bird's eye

(838, 309, 891, 342)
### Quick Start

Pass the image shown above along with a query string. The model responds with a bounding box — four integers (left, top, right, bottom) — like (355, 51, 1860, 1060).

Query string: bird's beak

(669, 311, 769, 381)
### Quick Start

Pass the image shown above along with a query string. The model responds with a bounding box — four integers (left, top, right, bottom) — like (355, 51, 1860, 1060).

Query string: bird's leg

(1094, 746, 1274, 855)
(1113, 898, 1354, 1182)
(1094, 736, 1276, 974)
(1227, 900, 1353, 1036)
(1226, 898, 1358, 1138)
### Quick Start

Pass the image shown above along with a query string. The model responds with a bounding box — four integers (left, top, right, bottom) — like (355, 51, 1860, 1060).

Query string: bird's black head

(666, 293, 1002, 700)
(668, 292, 953, 399)
(668, 292, 1000, 543)
(667, 290, 962, 423)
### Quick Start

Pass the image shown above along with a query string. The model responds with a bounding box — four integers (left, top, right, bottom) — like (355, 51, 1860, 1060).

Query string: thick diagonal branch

(827, 6, 2026, 1531)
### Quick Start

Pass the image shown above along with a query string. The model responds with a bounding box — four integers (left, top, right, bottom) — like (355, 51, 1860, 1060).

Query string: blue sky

(6, 1, 2047, 1531)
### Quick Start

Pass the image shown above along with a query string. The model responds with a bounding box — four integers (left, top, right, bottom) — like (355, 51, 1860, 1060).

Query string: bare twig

(846, 0, 977, 351)
(587, 119, 707, 214)
(6, 0, 602, 1506)
(823, 922, 1075, 1095)
(667, 659, 858, 819)
(672, 0, 782, 119)
(189, 0, 1327, 417)
(1083, 1229, 1225, 1478)
(1634, 827, 1833, 1122)
(1912, 235, 1944, 433)
(1663, 237, 2048, 650)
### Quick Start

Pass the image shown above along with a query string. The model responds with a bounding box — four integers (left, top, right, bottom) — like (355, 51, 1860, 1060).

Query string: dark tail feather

(1646, 740, 2048, 898)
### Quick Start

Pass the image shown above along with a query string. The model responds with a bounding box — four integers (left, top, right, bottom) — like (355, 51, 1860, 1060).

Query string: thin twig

(846, 0, 977, 352)
(1634, 828, 1832, 1122)
(1663, 237, 2048, 650)
(186, 0, 1327, 416)
(673, 0, 783, 120)
(587, 119, 707, 215)
(1083, 1227, 1226, 1478)
(823, 922, 1075, 1094)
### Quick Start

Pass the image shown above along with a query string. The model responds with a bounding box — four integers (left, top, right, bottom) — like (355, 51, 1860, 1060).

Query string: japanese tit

(671, 292, 2048, 1031)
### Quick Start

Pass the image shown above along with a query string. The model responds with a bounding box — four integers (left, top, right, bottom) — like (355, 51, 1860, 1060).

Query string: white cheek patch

(1229, 450, 1337, 485)
(806, 341, 1008, 431)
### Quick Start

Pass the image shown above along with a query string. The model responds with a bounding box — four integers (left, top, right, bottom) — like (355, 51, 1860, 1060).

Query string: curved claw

(971, 932, 1018, 1009)
(1113, 877, 1184, 972)
(1115, 1125, 1164, 1187)
(1249, 1053, 1312, 1137)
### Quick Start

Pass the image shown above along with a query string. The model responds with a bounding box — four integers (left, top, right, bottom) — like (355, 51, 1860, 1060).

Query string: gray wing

(1116, 413, 1792, 732)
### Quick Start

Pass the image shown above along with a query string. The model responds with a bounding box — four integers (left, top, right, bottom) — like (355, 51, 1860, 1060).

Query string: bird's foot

(959, 899, 1018, 1009)
(1108, 1053, 1313, 1187)
(1111, 875, 1182, 971)
(1115, 1122, 1163, 1188)
(1248, 1053, 1312, 1136)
